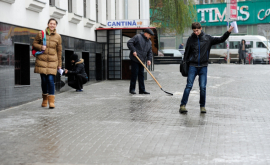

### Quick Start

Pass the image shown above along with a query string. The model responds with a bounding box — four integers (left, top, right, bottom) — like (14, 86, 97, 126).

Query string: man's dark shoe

(130, 90, 136, 94)
(179, 105, 187, 113)
(139, 91, 150, 94)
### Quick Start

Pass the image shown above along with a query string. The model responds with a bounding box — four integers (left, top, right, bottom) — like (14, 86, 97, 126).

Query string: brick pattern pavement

(0, 64, 270, 165)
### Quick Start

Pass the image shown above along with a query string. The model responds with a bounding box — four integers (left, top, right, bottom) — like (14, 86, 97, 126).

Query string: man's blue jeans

(40, 74, 55, 95)
(129, 60, 145, 92)
(180, 66, 207, 107)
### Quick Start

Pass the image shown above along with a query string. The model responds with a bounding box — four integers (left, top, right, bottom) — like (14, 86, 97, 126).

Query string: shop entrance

(96, 27, 158, 80)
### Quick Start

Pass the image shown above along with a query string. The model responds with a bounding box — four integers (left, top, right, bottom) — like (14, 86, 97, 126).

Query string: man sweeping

(127, 28, 154, 95)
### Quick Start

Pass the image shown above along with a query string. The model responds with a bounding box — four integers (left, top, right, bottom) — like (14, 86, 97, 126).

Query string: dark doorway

(14, 43, 30, 85)
(65, 50, 74, 70)
(82, 51, 90, 81)
(122, 60, 132, 80)
(96, 53, 102, 81)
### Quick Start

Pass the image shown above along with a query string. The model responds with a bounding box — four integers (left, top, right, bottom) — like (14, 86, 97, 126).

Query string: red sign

(229, 0, 238, 20)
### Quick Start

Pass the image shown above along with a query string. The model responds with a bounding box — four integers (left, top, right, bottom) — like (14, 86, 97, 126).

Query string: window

(245, 41, 253, 48)
(211, 42, 226, 49)
(83, 0, 86, 18)
(106, 0, 108, 20)
(96, 0, 98, 22)
(68, 0, 72, 13)
(49, 0, 55, 6)
(230, 41, 240, 49)
(256, 42, 266, 48)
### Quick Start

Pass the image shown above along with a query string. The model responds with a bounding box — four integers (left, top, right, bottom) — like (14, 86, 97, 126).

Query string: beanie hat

(71, 54, 78, 61)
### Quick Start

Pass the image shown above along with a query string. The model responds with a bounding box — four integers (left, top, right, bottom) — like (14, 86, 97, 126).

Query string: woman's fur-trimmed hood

(75, 59, 84, 65)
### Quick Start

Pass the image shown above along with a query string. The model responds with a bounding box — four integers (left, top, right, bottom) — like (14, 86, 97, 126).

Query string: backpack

(32, 30, 44, 57)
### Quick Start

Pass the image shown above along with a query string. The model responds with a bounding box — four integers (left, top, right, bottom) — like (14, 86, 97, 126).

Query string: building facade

(0, 0, 150, 110)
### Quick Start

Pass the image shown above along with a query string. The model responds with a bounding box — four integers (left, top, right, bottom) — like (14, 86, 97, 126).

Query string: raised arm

(211, 26, 234, 45)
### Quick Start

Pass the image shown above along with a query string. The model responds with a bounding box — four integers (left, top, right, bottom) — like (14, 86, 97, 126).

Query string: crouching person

(65, 54, 88, 92)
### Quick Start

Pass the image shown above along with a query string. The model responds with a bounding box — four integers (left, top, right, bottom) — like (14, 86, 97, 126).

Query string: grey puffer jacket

(184, 30, 231, 67)
(127, 32, 153, 63)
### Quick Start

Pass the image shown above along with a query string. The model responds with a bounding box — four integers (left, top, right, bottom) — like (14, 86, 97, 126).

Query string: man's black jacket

(127, 32, 153, 63)
(68, 59, 87, 78)
(184, 31, 231, 67)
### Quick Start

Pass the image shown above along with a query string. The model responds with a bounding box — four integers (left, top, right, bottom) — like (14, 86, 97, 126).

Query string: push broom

(134, 55, 173, 96)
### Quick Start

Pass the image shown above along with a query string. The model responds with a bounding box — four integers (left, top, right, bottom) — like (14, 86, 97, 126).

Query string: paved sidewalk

(1, 64, 270, 165)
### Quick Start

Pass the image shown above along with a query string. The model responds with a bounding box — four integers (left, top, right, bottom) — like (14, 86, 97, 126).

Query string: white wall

(0, 0, 150, 41)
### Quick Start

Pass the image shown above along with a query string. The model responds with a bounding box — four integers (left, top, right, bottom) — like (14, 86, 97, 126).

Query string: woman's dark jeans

(40, 74, 55, 95)
(180, 66, 207, 107)
(129, 60, 145, 92)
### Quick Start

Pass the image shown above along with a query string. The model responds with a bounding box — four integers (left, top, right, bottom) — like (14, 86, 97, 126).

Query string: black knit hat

(71, 54, 78, 61)
(144, 28, 154, 35)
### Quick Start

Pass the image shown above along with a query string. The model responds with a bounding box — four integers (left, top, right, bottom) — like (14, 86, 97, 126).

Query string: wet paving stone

(1, 64, 270, 165)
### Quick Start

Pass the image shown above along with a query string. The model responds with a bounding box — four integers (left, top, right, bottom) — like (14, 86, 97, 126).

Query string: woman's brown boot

(41, 94, 48, 107)
(48, 95, 55, 109)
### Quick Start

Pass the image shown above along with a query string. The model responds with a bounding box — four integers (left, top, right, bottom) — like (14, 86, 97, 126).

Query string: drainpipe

(125, 0, 128, 19)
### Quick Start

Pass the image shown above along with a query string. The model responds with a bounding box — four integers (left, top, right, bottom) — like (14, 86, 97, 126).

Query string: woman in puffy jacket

(33, 18, 62, 109)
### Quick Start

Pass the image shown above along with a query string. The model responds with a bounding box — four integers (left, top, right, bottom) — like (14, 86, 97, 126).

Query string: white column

(116, 0, 124, 20)
(76, 0, 83, 16)
(128, 0, 139, 19)
(107, 0, 116, 20)
(140, 0, 149, 20)
(58, 0, 68, 10)
(89, 0, 96, 21)
(98, 0, 106, 24)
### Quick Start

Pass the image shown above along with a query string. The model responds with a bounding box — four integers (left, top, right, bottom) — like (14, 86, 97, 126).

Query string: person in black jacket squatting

(64, 54, 88, 92)
(179, 22, 234, 114)
(127, 28, 153, 94)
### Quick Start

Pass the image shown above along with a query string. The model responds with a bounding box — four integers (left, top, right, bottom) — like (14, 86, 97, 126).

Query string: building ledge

(25, 0, 46, 13)
(83, 18, 95, 28)
(50, 6, 66, 19)
(95, 22, 106, 29)
(68, 13, 82, 24)
(0, 0, 15, 4)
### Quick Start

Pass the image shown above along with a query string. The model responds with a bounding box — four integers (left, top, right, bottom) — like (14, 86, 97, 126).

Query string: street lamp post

(226, 3, 230, 64)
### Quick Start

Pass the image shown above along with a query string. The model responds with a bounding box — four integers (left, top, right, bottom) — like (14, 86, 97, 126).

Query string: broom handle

(134, 55, 162, 89)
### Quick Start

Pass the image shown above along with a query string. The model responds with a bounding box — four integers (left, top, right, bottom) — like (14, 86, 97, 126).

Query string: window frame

(83, 0, 87, 18)
(68, 0, 72, 13)
(49, 0, 55, 6)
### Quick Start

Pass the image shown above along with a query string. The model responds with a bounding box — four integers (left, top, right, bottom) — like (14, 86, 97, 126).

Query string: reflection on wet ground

(1, 64, 270, 164)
